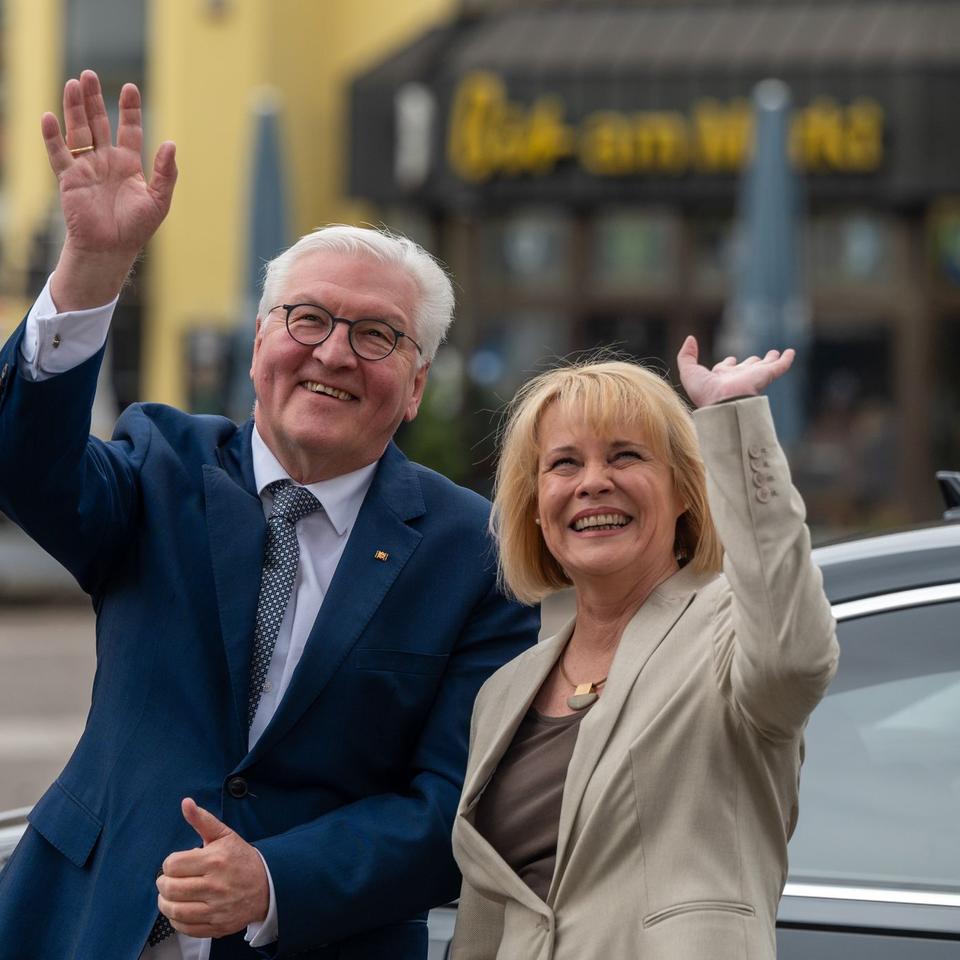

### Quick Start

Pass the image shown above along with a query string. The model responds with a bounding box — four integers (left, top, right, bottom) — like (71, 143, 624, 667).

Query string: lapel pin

(374, 550, 389, 562)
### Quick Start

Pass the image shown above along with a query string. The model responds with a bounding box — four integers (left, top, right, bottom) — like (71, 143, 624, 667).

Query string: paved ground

(0, 604, 96, 810)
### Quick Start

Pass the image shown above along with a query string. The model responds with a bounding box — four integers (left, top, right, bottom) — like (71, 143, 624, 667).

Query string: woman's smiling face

(535, 402, 685, 591)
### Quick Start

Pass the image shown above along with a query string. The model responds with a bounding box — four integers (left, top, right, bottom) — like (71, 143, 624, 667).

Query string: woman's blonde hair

(492, 359, 723, 604)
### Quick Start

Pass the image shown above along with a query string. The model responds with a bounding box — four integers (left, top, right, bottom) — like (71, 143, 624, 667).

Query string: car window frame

(780, 582, 960, 937)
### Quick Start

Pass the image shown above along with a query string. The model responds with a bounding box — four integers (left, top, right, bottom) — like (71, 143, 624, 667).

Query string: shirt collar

(251, 426, 378, 536)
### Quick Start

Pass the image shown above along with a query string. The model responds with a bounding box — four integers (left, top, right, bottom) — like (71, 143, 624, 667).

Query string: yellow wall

(144, 0, 270, 403)
(0, 0, 454, 401)
(1, 0, 63, 335)
(145, 0, 456, 406)
(274, 0, 456, 236)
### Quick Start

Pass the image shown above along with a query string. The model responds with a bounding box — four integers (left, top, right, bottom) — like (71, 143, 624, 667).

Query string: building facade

(3, 0, 960, 537)
(350, 0, 960, 535)
(0, 0, 455, 417)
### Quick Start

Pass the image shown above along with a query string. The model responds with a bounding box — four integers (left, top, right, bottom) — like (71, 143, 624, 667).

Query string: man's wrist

(50, 243, 139, 312)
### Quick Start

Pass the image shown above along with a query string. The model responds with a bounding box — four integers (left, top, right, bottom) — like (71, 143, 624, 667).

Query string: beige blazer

(450, 397, 839, 960)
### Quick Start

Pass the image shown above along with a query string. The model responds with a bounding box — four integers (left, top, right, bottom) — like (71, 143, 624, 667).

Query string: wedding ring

(69, 145, 95, 156)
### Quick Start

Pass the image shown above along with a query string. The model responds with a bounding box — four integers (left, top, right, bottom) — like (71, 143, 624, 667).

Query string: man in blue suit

(0, 71, 538, 960)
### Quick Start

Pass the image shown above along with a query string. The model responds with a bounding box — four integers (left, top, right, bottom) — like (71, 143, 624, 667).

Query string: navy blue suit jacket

(0, 323, 538, 960)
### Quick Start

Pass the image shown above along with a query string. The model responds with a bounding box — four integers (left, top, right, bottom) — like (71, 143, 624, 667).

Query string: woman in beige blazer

(450, 338, 838, 960)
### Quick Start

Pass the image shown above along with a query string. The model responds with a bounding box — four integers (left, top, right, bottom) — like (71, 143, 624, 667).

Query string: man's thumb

(181, 797, 231, 846)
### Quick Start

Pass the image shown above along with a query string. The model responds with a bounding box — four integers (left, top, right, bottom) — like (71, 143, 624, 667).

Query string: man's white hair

(258, 224, 455, 365)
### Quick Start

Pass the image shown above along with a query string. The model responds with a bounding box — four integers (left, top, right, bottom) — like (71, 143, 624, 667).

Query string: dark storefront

(350, 0, 960, 537)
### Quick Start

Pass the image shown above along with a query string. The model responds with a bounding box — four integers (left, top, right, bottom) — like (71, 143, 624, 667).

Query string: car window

(788, 599, 960, 893)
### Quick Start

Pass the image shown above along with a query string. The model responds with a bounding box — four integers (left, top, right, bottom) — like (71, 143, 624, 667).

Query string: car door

(777, 587, 960, 957)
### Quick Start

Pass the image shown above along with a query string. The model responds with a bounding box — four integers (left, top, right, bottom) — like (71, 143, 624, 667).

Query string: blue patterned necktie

(247, 479, 321, 726)
(147, 479, 320, 948)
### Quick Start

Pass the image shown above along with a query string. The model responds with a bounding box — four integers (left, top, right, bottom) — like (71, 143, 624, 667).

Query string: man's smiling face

(250, 249, 428, 483)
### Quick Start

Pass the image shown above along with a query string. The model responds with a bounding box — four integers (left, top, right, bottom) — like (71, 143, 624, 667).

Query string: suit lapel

(203, 421, 265, 741)
(245, 443, 425, 763)
(550, 567, 711, 896)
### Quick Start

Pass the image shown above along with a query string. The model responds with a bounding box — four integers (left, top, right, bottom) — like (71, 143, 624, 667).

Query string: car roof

(813, 523, 960, 604)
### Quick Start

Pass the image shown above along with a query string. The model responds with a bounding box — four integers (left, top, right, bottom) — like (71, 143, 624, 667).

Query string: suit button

(747, 444, 763, 459)
(756, 487, 771, 503)
(226, 776, 248, 798)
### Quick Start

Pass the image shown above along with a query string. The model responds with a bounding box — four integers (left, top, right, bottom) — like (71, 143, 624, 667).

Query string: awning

(349, 1, 960, 208)
(452, 2, 960, 73)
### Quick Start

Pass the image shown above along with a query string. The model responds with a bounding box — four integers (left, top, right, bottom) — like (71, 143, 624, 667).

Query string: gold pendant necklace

(558, 650, 607, 710)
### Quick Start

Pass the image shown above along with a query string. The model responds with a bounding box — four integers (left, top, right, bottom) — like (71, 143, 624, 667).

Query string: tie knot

(267, 480, 321, 524)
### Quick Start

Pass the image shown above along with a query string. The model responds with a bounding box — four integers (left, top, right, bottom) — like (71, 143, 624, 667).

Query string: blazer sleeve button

(756, 487, 771, 504)
(747, 444, 763, 459)
(226, 776, 249, 799)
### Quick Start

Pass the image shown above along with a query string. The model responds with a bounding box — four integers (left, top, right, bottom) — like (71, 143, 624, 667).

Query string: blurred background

(2, 0, 960, 807)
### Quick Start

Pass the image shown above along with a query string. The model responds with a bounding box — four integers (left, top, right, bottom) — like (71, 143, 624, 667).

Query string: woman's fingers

(714, 349, 794, 373)
(775, 348, 796, 375)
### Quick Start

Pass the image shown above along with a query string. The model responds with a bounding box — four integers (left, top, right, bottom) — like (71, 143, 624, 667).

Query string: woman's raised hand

(41, 70, 177, 309)
(677, 335, 795, 409)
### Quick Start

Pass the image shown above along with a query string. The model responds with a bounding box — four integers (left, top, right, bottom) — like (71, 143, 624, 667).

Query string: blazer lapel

(460, 627, 572, 815)
(203, 421, 266, 741)
(550, 567, 712, 896)
(245, 443, 424, 763)
(454, 626, 573, 910)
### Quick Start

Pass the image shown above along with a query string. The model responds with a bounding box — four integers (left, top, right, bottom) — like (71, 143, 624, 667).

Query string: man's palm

(59, 153, 168, 254)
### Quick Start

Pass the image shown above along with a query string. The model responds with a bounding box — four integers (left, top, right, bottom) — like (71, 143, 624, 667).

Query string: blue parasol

(723, 78, 810, 449)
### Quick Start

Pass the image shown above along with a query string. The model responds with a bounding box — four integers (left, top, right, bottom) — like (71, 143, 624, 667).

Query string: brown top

(473, 705, 592, 902)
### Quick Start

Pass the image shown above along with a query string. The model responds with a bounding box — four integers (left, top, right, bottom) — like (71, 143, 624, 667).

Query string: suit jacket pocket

(355, 648, 448, 677)
(27, 779, 103, 868)
(642, 899, 756, 928)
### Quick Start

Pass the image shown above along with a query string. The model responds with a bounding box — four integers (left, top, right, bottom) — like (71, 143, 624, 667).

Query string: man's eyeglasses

(270, 303, 423, 361)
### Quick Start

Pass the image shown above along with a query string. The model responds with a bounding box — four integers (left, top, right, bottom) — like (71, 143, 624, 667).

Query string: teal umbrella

(228, 89, 290, 422)
(724, 79, 809, 448)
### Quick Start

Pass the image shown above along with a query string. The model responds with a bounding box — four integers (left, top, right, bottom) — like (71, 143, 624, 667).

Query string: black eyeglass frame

(271, 303, 423, 360)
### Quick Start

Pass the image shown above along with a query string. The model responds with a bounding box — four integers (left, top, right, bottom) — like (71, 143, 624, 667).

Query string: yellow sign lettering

(445, 73, 884, 182)
(692, 98, 752, 172)
(580, 112, 635, 175)
(635, 112, 689, 173)
(447, 72, 575, 182)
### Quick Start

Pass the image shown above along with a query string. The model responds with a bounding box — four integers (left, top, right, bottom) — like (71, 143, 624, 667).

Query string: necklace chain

(558, 649, 607, 691)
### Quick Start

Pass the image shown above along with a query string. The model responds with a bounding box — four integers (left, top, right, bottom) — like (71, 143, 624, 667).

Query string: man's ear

(403, 361, 431, 422)
(249, 318, 264, 382)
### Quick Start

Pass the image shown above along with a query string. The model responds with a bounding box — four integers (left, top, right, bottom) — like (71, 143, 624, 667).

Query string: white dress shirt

(21, 278, 378, 960)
